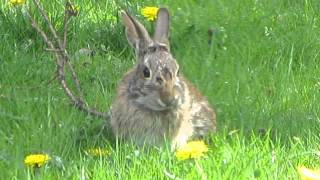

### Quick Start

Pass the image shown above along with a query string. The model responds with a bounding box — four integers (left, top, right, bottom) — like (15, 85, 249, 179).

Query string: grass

(1, 0, 320, 179)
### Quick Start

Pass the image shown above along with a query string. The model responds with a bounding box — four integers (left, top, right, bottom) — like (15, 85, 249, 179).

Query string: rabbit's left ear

(154, 8, 170, 49)
(121, 10, 152, 53)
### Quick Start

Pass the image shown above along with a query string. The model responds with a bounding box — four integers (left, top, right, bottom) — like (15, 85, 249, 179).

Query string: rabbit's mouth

(151, 99, 178, 111)
(135, 95, 180, 111)
(156, 97, 179, 110)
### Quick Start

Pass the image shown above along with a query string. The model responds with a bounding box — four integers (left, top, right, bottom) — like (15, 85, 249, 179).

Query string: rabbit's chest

(110, 101, 185, 144)
(132, 109, 194, 146)
(128, 109, 182, 140)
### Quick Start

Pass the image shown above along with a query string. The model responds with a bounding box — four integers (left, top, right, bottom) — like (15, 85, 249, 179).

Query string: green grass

(1, 0, 320, 179)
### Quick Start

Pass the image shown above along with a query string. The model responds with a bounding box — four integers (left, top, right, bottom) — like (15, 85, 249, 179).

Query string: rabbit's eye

(143, 67, 150, 78)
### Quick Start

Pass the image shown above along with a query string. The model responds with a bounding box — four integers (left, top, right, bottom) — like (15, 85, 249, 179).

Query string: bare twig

(66, 59, 86, 104)
(45, 48, 64, 52)
(63, 2, 72, 49)
(27, 1, 107, 119)
(32, 0, 63, 49)
(26, 11, 55, 50)
(45, 73, 59, 86)
(63, 13, 70, 50)
(61, 1, 86, 103)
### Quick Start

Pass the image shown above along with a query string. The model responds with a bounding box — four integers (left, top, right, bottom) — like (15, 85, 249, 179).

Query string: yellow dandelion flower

(9, 0, 26, 6)
(66, 3, 80, 16)
(175, 140, 209, 161)
(298, 166, 320, 180)
(85, 147, 110, 156)
(141, 7, 159, 21)
(24, 154, 50, 168)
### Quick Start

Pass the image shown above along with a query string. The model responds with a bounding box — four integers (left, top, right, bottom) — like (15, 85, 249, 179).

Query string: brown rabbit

(109, 8, 216, 148)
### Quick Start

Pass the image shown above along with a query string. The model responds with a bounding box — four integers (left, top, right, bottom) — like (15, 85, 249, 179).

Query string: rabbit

(109, 7, 216, 148)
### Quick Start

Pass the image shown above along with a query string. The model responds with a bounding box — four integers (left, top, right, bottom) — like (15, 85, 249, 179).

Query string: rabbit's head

(121, 8, 183, 111)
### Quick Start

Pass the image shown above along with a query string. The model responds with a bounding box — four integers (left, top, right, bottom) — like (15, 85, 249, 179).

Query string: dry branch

(27, 0, 107, 119)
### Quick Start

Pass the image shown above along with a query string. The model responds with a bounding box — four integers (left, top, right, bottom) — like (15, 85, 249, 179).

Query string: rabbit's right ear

(154, 8, 170, 49)
(121, 10, 152, 53)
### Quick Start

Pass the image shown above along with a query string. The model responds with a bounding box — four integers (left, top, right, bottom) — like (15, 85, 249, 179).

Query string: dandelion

(141, 7, 159, 21)
(24, 154, 50, 168)
(175, 140, 209, 161)
(85, 147, 110, 156)
(298, 166, 320, 180)
(66, 2, 80, 17)
(9, 0, 26, 6)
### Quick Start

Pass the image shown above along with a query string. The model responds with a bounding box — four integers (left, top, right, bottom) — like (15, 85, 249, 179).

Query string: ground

(0, 0, 320, 179)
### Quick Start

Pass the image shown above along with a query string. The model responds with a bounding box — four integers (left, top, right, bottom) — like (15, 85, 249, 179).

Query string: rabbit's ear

(154, 8, 170, 49)
(121, 10, 152, 53)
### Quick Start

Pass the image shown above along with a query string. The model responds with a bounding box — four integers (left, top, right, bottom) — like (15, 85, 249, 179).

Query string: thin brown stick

(63, 17, 70, 50)
(32, 0, 63, 49)
(45, 73, 59, 85)
(26, 11, 55, 50)
(45, 48, 64, 52)
(57, 53, 106, 118)
(66, 60, 86, 104)
(27, 1, 107, 119)
(32, 0, 85, 103)
(61, 2, 85, 103)
(63, 2, 71, 49)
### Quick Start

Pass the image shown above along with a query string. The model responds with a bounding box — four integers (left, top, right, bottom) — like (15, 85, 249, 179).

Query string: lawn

(1, 0, 320, 179)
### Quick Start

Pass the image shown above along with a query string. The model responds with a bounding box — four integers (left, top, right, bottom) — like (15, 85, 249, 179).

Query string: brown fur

(110, 72, 216, 148)
(109, 9, 216, 148)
